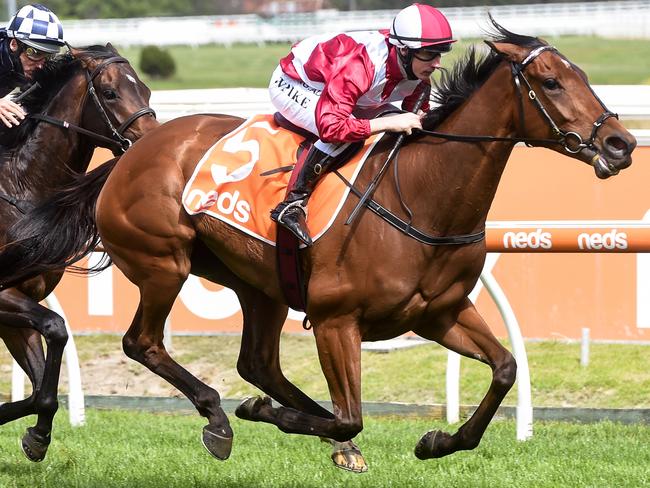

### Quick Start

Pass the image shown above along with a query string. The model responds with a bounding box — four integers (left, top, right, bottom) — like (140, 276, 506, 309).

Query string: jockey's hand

(368, 111, 423, 136)
(0, 95, 26, 128)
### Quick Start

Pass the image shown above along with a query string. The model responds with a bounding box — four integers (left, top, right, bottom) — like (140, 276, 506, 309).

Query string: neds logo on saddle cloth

(182, 114, 383, 245)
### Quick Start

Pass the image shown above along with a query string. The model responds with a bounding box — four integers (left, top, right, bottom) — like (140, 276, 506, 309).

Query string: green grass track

(1, 410, 649, 487)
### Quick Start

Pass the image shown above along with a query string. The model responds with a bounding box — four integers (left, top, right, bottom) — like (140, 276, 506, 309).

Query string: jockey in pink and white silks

(269, 3, 455, 246)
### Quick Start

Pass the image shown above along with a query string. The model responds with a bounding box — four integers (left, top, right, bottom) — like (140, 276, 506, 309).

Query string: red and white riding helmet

(389, 3, 455, 52)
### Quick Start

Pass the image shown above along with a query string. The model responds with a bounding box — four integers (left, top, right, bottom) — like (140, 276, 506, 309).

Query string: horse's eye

(102, 89, 118, 100)
(542, 78, 560, 90)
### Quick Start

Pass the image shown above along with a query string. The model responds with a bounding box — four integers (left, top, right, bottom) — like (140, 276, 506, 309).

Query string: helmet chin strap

(396, 47, 418, 80)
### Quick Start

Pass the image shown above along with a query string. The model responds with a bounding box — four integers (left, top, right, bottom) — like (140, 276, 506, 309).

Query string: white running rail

(148, 86, 650, 124)
(56, 1, 650, 47)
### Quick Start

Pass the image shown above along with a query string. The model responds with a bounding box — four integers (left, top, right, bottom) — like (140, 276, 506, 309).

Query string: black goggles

(411, 49, 443, 62)
(21, 44, 55, 62)
(410, 43, 452, 62)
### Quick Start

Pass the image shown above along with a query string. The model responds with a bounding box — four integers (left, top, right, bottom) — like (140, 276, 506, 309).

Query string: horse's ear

(484, 40, 528, 63)
(69, 47, 89, 67)
(105, 42, 118, 54)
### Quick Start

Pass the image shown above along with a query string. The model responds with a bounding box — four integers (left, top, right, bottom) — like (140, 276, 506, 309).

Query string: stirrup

(276, 199, 308, 223)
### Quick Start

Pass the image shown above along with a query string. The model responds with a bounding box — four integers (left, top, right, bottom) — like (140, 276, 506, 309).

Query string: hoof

(234, 395, 272, 422)
(328, 440, 368, 473)
(414, 430, 453, 460)
(201, 424, 233, 460)
(21, 427, 50, 462)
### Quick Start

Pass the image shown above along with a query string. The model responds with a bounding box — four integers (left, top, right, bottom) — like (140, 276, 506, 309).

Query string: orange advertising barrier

(55, 145, 650, 341)
(486, 221, 650, 253)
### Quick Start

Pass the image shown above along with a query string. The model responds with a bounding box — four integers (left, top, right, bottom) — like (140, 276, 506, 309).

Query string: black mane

(423, 17, 547, 129)
(0, 45, 118, 150)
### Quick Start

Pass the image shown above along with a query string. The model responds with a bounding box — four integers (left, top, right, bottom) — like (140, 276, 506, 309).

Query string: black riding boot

(270, 146, 330, 246)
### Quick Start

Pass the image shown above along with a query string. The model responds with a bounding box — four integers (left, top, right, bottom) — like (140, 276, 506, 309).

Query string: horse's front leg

(232, 286, 368, 473)
(235, 316, 364, 451)
(0, 288, 68, 462)
(413, 298, 516, 459)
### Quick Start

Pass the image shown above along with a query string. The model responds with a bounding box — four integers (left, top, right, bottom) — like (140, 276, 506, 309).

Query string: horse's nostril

(605, 136, 628, 153)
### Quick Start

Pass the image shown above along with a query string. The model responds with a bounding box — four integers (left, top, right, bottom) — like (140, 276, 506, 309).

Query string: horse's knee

(41, 315, 68, 347)
(494, 352, 517, 393)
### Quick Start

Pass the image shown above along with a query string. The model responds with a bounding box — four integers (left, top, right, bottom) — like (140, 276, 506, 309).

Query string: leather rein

(343, 45, 617, 247)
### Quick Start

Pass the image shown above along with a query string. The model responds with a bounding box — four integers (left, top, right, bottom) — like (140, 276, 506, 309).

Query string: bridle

(29, 55, 156, 153)
(418, 44, 618, 155)
(510, 45, 617, 153)
(84, 56, 156, 151)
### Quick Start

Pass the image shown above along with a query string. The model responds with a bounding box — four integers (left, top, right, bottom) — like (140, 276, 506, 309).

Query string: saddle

(272, 106, 400, 314)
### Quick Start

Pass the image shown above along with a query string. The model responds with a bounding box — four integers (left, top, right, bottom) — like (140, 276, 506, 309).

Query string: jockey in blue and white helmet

(0, 4, 65, 127)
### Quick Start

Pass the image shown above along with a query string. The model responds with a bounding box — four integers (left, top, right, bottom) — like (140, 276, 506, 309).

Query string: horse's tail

(0, 157, 119, 290)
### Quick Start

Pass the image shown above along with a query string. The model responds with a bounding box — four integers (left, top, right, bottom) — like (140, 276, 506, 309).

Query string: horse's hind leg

(232, 286, 367, 472)
(0, 329, 43, 429)
(120, 273, 233, 460)
(98, 156, 233, 459)
(0, 288, 68, 462)
(413, 298, 516, 459)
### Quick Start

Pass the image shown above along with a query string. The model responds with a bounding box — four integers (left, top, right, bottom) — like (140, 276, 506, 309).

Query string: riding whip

(13, 82, 41, 103)
(345, 89, 428, 226)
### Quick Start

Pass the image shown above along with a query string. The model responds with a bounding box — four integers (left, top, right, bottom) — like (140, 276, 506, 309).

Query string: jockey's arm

(368, 111, 423, 136)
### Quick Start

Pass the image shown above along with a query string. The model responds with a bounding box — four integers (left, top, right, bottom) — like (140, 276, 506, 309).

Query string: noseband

(510, 45, 617, 153)
(30, 55, 156, 153)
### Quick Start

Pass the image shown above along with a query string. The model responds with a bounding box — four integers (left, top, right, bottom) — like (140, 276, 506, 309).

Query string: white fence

(148, 86, 650, 145)
(57, 1, 650, 47)
(150, 86, 650, 121)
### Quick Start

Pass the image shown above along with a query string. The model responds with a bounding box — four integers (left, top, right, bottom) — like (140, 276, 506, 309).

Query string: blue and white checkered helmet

(6, 4, 64, 54)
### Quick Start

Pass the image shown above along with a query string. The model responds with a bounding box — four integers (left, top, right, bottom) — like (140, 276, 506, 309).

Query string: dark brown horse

(0, 22, 635, 469)
(0, 44, 157, 461)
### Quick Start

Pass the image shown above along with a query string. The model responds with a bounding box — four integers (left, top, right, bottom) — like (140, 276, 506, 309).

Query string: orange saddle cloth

(182, 114, 383, 245)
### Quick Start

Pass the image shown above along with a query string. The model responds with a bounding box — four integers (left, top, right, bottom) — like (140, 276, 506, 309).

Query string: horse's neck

(406, 64, 518, 234)
(4, 75, 94, 196)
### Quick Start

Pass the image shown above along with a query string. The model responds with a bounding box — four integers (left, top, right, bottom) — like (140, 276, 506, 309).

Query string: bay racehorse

(0, 21, 635, 469)
(0, 44, 157, 461)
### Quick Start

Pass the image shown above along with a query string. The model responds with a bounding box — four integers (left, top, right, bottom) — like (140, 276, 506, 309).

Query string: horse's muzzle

(587, 133, 636, 179)
(591, 153, 620, 179)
